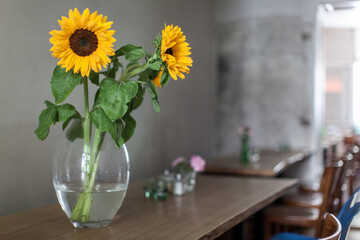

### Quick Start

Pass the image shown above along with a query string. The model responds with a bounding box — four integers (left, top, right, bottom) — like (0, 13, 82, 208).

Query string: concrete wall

(211, 0, 349, 181)
(0, 0, 214, 216)
(212, 0, 346, 155)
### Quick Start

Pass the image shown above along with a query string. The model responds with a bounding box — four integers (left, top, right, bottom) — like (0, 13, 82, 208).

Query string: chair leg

(264, 220, 273, 240)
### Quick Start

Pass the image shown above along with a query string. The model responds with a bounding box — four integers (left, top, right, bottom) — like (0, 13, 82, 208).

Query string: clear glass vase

(52, 132, 130, 228)
(184, 172, 197, 192)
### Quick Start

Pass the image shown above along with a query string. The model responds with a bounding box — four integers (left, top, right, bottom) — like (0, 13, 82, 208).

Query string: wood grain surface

(205, 149, 311, 177)
(0, 175, 297, 240)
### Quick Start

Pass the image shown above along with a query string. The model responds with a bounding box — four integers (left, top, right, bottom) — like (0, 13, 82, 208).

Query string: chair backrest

(316, 160, 344, 237)
(319, 214, 342, 240)
(337, 187, 360, 240)
(331, 153, 353, 214)
(348, 145, 360, 195)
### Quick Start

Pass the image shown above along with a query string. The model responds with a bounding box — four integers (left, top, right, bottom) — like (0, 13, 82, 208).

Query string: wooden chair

(348, 145, 360, 196)
(270, 187, 360, 240)
(281, 153, 352, 215)
(330, 153, 353, 214)
(270, 214, 341, 240)
(320, 214, 342, 240)
(298, 146, 332, 194)
(337, 186, 360, 240)
(264, 160, 344, 239)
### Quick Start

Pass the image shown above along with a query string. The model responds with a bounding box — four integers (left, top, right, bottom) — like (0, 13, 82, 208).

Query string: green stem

(70, 77, 105, 223)
(89, 129, 103, 174)
(135, 80, 147, 84)
(87, 131, 104, 190)
(122, 63, 142, 75)
(119, 62, 149, 82)
(83, 77, 91, 157)
(70, 128, 105, 223)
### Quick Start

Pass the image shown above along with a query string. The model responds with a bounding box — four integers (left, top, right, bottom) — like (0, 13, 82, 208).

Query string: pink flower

(190, 155, 206, 172)
(238, 126, 252, 135)
(238, 127, 245, 134)
(172, 157, 186, 167)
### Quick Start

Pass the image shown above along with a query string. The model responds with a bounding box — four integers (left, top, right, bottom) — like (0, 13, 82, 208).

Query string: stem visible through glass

(70, 77, 104, 223)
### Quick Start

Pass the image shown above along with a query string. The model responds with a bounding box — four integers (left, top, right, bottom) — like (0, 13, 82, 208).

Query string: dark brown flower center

(165, 48, 173, 56)
(69, 29, 98, 56)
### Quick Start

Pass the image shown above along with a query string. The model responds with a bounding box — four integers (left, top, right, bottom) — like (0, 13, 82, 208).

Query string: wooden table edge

(198, 178, 298, 240)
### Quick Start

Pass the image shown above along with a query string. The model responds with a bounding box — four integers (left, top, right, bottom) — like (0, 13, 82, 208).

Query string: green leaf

(90, 107, 116, 140)
(148, 60, 162, 71)
(152, 98, 160, 113)
(112, 48, 125, 59)
(58, 104, 76, 122)
(106, 57, 121, 79)
(107, 67, 117, 79)
(131, 84, 145, 111)
(152, 34, 162, 48)
(99, 78, 139, 121)
(144, 50, 152, 59)
(66, 119, 84, 142)
(144, 81, 158, 99)
(51, 66, 83, 104)
(113, 120, 124, 147)
(62, 114, 76, 130)
(160, 69, 170, 88)
(118, 113, 136, 147)
(35, 101, 81, 140)
(119, 44, 145, 61)
(144, 81, 160, 113)
(89, 71, 100, 86)
(93, 89, 101, 107)
(34, 101, 58, 140)
(138, 69, 150, 82)
(58, 102, 80, 131)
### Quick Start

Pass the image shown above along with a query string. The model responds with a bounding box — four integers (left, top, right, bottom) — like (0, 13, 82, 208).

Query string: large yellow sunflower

(49, 8, 116, 77)
(160, 24, 193, 81)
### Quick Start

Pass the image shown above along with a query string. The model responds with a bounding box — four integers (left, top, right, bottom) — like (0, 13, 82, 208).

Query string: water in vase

(55, 183, 127, 228)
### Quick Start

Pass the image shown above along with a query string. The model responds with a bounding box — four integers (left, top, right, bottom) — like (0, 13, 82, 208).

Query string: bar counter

(0, 175, 297, 240)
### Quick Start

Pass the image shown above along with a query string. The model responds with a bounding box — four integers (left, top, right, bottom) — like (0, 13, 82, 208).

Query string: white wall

(0, 0, 214, 216)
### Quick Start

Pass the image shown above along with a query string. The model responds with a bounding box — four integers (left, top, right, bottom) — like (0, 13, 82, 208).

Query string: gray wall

(1, 0, 350, 217)
(211, 0, 349, 182)
(0, 0, 214, 216)
(212, 0, 322, 155)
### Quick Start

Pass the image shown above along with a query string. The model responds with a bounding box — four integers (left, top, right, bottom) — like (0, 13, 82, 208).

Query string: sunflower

(49, 8, 116, 77)
(160, 24, 193, 81)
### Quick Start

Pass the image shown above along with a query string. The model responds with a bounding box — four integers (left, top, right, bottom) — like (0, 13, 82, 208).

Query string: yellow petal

(152, 69, 163, 88)
(49, 8, 116, 77)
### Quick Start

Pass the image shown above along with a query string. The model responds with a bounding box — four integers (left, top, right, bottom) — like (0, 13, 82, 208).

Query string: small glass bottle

(240, 127, 251, 164)
(160, 169, 174, 193)
(184, 171, 197, 192)
(173, 173, 185, 196)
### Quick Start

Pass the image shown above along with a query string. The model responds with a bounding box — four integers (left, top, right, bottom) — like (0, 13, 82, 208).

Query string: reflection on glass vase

(184, 172, 197, 192)
(52, 132, 130, 228)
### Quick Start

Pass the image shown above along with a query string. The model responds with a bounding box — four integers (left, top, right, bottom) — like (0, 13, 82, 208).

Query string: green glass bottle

(240, 127, 251, 164)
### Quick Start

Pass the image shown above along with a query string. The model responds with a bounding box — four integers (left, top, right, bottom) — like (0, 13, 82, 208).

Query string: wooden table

(205, 149, 312, 177)
(0, 175, 297, 240)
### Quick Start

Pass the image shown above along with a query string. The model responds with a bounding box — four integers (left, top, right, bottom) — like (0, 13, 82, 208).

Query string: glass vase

(184, 172, 197, 192)
(52, 132, 130, 228)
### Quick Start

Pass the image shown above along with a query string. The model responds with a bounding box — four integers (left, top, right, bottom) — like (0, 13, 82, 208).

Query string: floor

(347, 229, 360, 240)
(347, 215, 360, 240)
